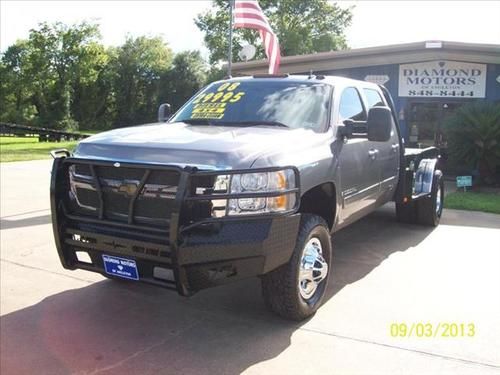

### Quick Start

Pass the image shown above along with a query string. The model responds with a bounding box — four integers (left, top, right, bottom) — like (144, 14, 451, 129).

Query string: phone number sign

(399, 60, 486, 98)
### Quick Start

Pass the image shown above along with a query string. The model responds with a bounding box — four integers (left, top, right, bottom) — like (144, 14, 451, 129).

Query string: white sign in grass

(456, 176, 472, 191)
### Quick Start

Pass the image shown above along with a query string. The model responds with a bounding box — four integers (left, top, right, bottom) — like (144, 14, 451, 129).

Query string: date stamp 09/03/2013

(389, 322, 476, 338)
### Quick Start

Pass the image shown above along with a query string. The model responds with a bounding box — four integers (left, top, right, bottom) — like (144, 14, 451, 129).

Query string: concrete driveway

(1, 160, 499, 375)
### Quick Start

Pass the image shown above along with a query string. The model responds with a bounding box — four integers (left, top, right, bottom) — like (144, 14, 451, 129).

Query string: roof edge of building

(230, 40, 500, 74)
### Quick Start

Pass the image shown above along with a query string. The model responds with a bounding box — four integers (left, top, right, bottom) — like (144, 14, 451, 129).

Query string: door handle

(391, 143, 400, 153)
(368, 149, 379, 160)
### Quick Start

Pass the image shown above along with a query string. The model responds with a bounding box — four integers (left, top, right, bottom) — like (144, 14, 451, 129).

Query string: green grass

(0, 136, 78, 162)
(79, 129, 102, 135)
(445, 191, 500, 214)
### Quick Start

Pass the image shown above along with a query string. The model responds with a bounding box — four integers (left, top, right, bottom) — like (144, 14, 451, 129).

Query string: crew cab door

(336, 87, 380, 222)
(363, 88, 400, 203)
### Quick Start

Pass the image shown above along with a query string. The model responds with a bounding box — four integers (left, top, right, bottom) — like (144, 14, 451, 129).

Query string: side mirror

(158, 103, 172, 122)
(367, 106, 392, 142)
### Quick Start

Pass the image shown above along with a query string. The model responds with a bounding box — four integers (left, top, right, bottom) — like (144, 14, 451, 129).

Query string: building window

(339, 87, 366, 121)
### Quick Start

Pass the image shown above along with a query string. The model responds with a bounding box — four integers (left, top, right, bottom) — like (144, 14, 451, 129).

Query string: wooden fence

(0, 123, 90, 142)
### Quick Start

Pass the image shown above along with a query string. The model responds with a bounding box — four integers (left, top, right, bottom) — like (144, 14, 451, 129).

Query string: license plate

(102, 255, 139, 280)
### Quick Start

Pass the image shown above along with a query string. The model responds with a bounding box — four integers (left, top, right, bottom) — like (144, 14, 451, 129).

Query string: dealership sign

(399, 60, 486, 98)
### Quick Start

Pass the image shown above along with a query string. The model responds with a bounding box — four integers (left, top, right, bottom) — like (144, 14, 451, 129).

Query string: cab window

(363, 88, 385, 109)
(339, 87, 366, 122)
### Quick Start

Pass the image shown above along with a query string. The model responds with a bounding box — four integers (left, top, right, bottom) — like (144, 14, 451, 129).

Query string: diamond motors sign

(399, 60, 486, 98)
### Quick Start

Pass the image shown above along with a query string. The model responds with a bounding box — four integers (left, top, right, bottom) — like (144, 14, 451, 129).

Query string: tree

(444, 102, 500, 184)
(0, 22, 107, 130)
(28, 22, 104, 129)
(205, 65, 226, 84)
(71, 44, 114, 130)
(160, 50, 207, 111)
(1, 22, 209, 130)
(111, 36, 173, 127)
(0, 41, 36, 124)
(195, 0, 353, 64)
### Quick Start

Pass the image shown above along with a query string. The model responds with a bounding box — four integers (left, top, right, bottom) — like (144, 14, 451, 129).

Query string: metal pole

(227, 0, 234, 77)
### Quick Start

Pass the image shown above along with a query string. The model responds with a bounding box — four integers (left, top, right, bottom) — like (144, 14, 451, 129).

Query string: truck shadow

(0, 213, 52, 230)
(0, 204, 437, 375)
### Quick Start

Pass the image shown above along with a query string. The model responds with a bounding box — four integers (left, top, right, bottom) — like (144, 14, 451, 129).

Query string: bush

(444, 102, 500, 185)
(55, 117, 79, 132)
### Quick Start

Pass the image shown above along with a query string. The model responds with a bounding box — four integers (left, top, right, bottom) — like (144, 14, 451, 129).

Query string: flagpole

(227, 0, 234, 77)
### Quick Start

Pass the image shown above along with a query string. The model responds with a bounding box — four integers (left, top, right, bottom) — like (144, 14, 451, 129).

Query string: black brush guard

(50, 156, 301, 296)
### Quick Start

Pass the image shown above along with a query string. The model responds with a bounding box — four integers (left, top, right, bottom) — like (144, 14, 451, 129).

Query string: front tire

(261, 214, 332, 321)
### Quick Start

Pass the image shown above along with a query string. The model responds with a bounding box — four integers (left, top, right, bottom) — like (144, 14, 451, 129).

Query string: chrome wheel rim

(299, 237, 328, 300)
(436, 186, 442, 215)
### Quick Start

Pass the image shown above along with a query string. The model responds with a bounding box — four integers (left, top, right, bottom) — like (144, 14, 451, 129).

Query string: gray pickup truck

(51, 75, 444, 320)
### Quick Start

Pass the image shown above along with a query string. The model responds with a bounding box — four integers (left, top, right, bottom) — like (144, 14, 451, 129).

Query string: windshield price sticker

(190, 82, 246, 119)
(192, 103, 227, 119)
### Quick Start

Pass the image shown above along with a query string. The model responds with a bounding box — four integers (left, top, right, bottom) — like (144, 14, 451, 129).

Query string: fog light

(153, 267, 174, 281)
(75, 251, 92, 264)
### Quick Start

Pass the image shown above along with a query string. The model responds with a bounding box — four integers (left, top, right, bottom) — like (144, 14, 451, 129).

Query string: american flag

(233, 0, 281, 74)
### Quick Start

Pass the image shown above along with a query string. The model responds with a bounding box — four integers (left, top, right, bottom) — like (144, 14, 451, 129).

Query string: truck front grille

(67, 162, 181, 228)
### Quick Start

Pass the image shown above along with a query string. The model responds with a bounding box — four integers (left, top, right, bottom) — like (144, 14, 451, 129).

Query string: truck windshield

(170, 80, 332, 131)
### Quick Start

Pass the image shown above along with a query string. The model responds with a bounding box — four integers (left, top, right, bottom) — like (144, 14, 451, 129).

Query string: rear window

(363, 88, 385, 109)
(339, 87, 366, 121)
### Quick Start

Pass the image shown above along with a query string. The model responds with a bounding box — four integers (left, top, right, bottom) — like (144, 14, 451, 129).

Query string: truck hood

(75, 122, 324, 170)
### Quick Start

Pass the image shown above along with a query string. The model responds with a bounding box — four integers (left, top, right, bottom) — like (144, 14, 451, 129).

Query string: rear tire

(261, 214, 332, 321)
(417, 170, 444, 226)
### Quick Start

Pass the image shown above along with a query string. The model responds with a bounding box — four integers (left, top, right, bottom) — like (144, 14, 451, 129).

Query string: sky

(1, 0, 499, 57)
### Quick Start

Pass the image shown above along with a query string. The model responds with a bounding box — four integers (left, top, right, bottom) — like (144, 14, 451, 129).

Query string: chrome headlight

(227, 169, 297, 215)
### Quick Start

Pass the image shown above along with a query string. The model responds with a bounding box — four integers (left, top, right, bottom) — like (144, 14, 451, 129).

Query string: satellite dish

(238, 44, 256, 62)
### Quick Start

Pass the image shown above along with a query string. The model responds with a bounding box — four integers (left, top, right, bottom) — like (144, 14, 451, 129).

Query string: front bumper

(50, 157, 301, 295)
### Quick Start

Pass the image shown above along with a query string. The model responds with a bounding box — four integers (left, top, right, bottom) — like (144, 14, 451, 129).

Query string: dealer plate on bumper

(102, 255, 139, 280)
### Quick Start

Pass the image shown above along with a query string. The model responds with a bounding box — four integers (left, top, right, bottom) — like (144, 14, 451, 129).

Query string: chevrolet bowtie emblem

(118, 182, 138, 196)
